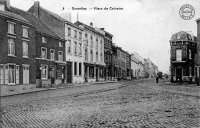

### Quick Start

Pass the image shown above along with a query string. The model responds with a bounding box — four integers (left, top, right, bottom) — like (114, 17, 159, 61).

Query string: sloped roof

(39, 6, 83, 30)
(10, 7, 63, 40)
(0, 9, 31, 24)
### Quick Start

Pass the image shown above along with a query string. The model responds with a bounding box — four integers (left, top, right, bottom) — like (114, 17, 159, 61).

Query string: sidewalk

(0, 81, 118, 97)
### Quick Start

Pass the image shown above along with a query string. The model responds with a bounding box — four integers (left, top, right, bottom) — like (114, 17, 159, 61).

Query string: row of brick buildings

(0, 0, 159, 93)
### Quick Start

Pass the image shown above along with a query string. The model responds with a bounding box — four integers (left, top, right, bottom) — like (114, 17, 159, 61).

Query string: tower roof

(170, 31, 196, 42)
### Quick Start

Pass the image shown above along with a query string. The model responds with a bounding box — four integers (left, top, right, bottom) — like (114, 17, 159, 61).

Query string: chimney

(33, 1, 40, 18)
(0, 0, 10, 9)
(90, 22, 93, 27)
(100, 28, 105, 31)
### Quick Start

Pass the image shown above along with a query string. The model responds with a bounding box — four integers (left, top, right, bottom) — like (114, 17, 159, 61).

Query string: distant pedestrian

(156, 75, 159, 83)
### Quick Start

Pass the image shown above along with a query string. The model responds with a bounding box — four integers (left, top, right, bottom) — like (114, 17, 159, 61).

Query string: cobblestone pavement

(1, 79, 200, 128)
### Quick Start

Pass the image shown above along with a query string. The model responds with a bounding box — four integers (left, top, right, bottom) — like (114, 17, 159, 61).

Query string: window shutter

(16, 65, 19, 84)
(5, 65, 8, 84)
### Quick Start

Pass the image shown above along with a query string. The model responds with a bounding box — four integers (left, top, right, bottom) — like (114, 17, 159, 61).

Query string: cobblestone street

(1, 79, 200, 128)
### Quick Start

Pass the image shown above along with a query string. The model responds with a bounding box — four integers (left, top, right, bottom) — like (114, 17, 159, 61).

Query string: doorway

(176, 68, 182, 82)
(67, 62, 72, 83)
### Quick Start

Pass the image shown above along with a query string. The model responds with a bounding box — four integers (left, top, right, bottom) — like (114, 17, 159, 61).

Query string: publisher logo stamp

(179, 4, 195, 20)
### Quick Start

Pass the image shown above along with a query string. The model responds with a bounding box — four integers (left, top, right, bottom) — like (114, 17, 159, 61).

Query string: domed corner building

(169, 31, 198, 83)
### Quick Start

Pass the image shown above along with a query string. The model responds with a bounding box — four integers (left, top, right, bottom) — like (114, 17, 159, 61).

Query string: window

(41, 65, 48, 79)
(90, 50, 93, 62)
(96, 52, 98, 62)
(79, 32, 82, 40)
(96, 38, 98, 49)
(58, 51, 63, 61)
(22, 26, 29, 38)
(176, 49, 182, 61)
(74, 62, 77, 75)
(8, 22, 15, 34)
(85, 48, 88, 61)
(50, 49, 55, 60)
(79, 63, 82, 76)
(23, 41, 28, 57)
(42, 37, 47, 43)
(90, 35, 93, 47)
(74, 42, 77, 54)
(59, 41, 63, 47)
(41, 47, 47, 59)
(8, 38, 15, 56)
(67, 40, 71, 53)
(79, 43, 82, 55)
(100, 40, 102, 50)
(189, 49, 191, 59)
(74, 30, 77, 38)
(100, 53, 103, 62)
(8, 65, 15, 84)
(68, 27, 71, 36)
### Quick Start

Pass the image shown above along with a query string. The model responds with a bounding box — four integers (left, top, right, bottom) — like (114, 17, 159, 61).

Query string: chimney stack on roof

(90, 22, 93, 27)
(0, 0, 10, 9)
(100, 28, 105, 31)
(33, 1, 40, 18)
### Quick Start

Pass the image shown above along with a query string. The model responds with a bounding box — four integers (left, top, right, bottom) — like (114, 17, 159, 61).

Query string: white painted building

(75, 22, 105, 83)
(65, 23, 84, 84)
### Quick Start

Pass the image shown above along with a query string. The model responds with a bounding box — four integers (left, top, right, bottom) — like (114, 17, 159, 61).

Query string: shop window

(89, 66, 94, 78)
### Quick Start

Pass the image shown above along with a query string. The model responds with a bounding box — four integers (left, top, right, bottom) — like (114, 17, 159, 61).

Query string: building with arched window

(170, 31, 197, 83)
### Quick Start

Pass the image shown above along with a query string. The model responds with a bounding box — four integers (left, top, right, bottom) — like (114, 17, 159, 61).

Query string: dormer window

(0, 4, 5, 11)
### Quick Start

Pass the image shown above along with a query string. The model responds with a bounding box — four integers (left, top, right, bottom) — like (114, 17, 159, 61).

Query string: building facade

(0, 1, 36, 92)
(12, 6, 66, 87)
(75, 22, 105, 82)
(195, 18, 200, 83)
(170, 31, 197, 83)
(100, 28, 113, 81)
(112, 44, 118, 80)
(28, 1, 84, 84)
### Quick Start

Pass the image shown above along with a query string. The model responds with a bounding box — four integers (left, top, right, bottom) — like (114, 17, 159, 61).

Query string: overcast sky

(10, 0, 200, 73)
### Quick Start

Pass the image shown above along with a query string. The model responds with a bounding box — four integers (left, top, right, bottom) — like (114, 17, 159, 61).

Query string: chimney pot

(90, 22, 93, 27)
